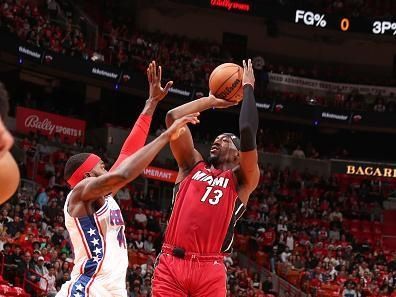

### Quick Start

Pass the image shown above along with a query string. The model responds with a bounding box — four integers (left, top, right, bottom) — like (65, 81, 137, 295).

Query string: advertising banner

(142, 166, 178, 183)
(331, 159, 396, 179)
(16, 107, 86, 144)
(268, 72, 396, 96)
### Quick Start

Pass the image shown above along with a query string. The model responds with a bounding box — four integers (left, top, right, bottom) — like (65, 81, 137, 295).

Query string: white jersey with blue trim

(57, 191, 128, 297)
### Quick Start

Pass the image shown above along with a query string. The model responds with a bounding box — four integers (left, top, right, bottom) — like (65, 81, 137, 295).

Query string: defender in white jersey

(56, 62, 201, 297)
(56, 111, 200, 297)
(57, 193, 128, 297)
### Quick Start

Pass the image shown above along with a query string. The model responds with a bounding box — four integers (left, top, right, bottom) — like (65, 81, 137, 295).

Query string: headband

(67, 154, 101, 188)
(223, 133, 241, 151)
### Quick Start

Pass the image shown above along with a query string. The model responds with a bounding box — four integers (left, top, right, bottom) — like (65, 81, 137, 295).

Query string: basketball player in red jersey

(152, 59, 259, 296)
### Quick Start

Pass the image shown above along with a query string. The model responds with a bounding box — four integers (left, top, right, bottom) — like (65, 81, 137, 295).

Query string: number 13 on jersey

(200, 187, 224, 205)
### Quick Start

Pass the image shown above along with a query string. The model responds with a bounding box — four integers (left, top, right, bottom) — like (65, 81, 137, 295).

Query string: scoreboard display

(294, 9, 396, 36)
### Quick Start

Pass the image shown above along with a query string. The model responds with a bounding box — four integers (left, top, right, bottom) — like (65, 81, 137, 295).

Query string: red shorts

(152, 248, 227, 297)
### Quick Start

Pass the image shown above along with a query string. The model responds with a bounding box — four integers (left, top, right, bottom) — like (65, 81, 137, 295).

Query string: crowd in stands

(0, 133, 271, 297)
(0, 0, 90, 59)
(2, 3, 396, 295)
(2, 0, 396, 114)
(235, 163, 396, 296)
(0, 125, 396, 296)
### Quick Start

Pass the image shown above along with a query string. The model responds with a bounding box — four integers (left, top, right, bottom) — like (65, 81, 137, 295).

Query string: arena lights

(210, 0, 251, 12)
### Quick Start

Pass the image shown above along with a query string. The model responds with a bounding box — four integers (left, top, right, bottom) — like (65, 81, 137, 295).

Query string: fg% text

(372, 21, 396, 35)
(295, 10, 327, 28)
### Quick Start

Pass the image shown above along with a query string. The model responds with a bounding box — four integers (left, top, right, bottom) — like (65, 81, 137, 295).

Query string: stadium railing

(23, 269, 48, 296)
(238, 253, 308, 297)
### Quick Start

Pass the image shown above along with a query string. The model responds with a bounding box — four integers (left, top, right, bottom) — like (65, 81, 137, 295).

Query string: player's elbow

(240, 125, 256, 151)
(239, 123, 254, 136)
(111, 171, 130, 186)
(165, 110, 177, 127)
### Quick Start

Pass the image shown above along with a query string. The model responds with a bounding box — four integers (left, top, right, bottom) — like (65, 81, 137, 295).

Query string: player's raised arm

(73, 114, 200, 201)
(110, 61, 173, 171)
(166, 94, 235, 180)
(237, 59, 260, 205)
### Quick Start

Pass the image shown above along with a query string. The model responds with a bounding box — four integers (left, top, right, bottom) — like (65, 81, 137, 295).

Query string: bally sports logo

(24, 115, 82, 137)
(17, 107, 86, 144)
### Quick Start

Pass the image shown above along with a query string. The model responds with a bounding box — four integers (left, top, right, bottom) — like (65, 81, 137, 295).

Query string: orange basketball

(209, 63, 243, 102)
(0, 151, 20, 204)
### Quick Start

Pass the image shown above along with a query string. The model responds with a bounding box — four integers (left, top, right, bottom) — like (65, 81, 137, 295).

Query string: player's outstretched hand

(242, 59, 255, 89)
(209, 93, 238, 109)
(147, 60, 173, 102)
(165, 113, 200, 141)
(0, 119, 13, 160)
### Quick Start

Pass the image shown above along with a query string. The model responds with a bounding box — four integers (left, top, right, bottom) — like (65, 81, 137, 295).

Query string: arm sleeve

(110, 114, 152, 171)
(239, 85, 258, 152)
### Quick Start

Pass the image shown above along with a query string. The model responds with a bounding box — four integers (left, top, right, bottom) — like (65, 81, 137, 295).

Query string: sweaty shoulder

(176, 160, 206, 184)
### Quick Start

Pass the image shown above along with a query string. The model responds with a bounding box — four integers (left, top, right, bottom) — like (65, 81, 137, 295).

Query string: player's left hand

(0, 119, 13, 160)
(147, 60, 173, 102)
(242, 59, 255, 89)
(166, 113, 200, 141)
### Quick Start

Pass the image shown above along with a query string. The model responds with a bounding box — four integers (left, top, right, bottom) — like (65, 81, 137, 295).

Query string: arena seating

(2, 0, 395, 114)
(1, 1, 396, 296)
(1, 132, 395, 296)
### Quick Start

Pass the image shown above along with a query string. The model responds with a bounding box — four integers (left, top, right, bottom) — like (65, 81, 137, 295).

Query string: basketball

(0, 151, 20, 204)
(209, 63, 244, 102)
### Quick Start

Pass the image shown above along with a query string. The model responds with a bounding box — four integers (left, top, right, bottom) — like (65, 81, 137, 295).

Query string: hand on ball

(209, 93, 238, 109)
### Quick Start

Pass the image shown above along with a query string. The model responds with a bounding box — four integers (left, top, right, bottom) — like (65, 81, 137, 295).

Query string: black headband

(223, 133, 241, 151)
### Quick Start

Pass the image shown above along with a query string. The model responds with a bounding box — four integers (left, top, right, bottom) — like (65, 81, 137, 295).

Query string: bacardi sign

(331, 159, 396, 179)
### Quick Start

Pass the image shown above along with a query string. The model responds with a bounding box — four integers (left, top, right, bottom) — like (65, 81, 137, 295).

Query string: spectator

(37, 188, 51, 210)
(280, 246, 291, 263)
(262, 276, 273, 293)
(34, 255, 48, 277)
(116, 187, 131, 207)
(143, 235, 154, 253)
(373, 97, 386, 112)
(131, 234, 144, 251)
(285, 231, 294, 251)
(56, 271, 70, 291)
(51, 227, 65, 247)
(2, 243, 18, 281)
(40, 266, 57, 297)
(134, 208, 147, 227)
(292, 145, 306, 158)
(17, 251, 39, 292)
(342, 281, 358, 297)
(5, 215, 25, 237)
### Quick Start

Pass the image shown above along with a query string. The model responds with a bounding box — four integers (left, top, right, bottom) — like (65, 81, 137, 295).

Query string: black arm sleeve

(239, 85, 258, 152)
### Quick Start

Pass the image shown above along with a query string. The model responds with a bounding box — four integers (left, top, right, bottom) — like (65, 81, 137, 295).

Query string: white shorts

(56, 280, 127, 297)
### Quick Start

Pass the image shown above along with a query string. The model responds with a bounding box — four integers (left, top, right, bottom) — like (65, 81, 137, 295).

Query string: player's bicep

(169, 125, 203, 172)
(238, 150, 259, 203)
(78, 174, 127, 201)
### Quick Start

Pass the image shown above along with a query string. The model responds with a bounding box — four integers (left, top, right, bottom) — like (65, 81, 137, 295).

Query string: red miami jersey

(164, 162, 246, 254)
